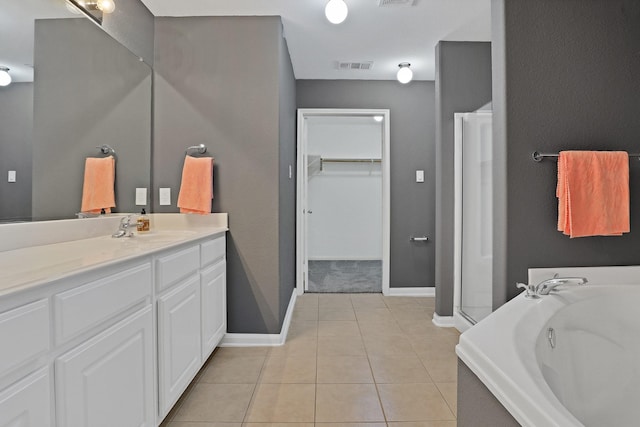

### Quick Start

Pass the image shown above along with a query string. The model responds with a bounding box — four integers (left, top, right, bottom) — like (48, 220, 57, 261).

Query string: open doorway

(297, 109, 390, 295)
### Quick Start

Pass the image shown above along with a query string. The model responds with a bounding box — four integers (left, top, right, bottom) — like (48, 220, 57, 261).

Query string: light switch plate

(159, 188, 171, 206)
(135, 188, 147, 206)
(416, 170, 424, 183)
(7, 171, 16, 183)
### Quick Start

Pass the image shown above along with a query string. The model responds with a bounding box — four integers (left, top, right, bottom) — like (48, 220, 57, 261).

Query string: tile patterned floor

(161, 293, 460, 427)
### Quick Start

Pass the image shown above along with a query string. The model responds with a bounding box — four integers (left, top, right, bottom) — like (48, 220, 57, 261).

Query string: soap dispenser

(137, 208, 150, 232)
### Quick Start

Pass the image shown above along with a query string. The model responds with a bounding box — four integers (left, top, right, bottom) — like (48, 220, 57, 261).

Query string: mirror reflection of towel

(177, 155, 213, 215)
(557, 151, 629, 238)
(81, 156, 116, 213)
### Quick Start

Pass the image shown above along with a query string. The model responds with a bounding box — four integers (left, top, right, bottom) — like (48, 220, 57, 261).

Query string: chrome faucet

(517, 274, 588, 299)
(535, 275, 588, 295)
(112, 215, 134, 238)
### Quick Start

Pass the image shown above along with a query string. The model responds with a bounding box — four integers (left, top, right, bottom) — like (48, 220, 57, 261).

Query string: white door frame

(296, 108, 391, 295)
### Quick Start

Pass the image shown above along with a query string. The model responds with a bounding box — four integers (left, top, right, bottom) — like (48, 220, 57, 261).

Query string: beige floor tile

(317, 424, 386, 427)
(167, 423, 241, 427)
(377, 383, 455, 421)
(319, 308, 357, 321)
(259, 355, 317, 383)
(287, 321, 318, 340)
(318, 320, 362, 337)
(244, 383, 315, 422)
(363, 335, 416, 358)
(315, 384, 385, 422)
(369, 355, 433, 383)
(383, 296, 422, 307)
(355, 308, 394, 322)
(173, 383, 255, 422)
(270, 337, 318, 358)
(318, 336, 367, 357)
(244, 424, 314, 427)
(214, 347, 271, 358)
(199, 356, 266, 384)
(317, 356, 374, 383)
(435, 382, 457, 415)
(396, 320, 457, 338)
(388, 422, 457, 427)
(358, 320, 405, 337)
(292, 309, 319, 321)
(391, 309, 433, 323)
(410, 336, 459, 360)
(319, 294, 355, 309)
(351, 295, 387, 309)
(421, 359, 457, 383)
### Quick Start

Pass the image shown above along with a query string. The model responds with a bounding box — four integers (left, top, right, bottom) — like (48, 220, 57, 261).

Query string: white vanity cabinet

(0, 225, 227, 427)
(55, 306, 155, 427)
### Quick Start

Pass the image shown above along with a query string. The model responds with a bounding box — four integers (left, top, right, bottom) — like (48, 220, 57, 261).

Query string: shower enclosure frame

(296, 108, 391, 295)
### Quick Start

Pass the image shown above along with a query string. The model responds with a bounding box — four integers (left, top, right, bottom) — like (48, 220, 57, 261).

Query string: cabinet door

(55, 306, 154, 427)
(157, 274, 202, 416)
(0, 367, 51, 427)
(201, 260, 226, 360)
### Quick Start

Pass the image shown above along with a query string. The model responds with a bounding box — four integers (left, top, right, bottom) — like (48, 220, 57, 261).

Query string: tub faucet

(535, 274, 588, 295)
(112, 215, 134, 238)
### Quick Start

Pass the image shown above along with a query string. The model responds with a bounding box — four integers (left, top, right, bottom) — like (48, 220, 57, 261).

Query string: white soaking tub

(457, 266, 640, 427)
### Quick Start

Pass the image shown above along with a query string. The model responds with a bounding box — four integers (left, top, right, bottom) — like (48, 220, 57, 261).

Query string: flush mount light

(373, 115, 384, 122)
(396, 62, 413, 84)
(325, 0, 348, 24)
(0, 67, 11, 87)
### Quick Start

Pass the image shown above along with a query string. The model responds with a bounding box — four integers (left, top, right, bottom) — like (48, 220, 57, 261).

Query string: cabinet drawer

(200, 235, 225, 268)
(156, 245, 200, 292)
(53, 263, 151, 344)
(0, 300, 49, 378)
(0, 367, 51, 427)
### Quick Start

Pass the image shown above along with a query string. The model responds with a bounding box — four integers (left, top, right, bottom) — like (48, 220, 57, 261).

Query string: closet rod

(532, 151, 640, 162)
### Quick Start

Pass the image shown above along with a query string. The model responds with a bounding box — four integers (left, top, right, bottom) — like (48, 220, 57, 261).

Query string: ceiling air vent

(377, 0, 415, 6)
(336, 61, 374, 71)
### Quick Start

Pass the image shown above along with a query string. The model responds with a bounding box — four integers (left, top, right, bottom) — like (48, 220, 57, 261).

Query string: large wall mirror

(0, 0, 152, 222)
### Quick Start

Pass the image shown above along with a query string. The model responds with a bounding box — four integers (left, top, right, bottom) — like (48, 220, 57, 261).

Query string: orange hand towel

(80, 155, 116, 213)
(557, 151, 629, 238)
(177, 155, 214, 215)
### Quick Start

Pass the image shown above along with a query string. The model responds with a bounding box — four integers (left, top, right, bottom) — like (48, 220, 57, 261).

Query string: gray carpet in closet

(308, 260, 382, 293)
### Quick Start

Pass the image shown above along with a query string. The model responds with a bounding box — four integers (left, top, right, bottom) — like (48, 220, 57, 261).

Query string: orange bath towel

(177, 155, 214, 215)
(80, 156, 116, 213)
(557, 151, 629, 238)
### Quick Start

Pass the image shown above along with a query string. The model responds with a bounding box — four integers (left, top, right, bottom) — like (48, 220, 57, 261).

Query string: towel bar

(532, 151, 640, 162)
(96, 144, 115, 155)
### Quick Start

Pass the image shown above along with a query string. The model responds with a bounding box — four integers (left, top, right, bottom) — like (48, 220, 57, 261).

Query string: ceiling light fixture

(0, 67, 11, 87)
(396, 62, 413, 84)
(373, 116, 384, 122)
(325, 0, 348, 24)
(95, 0, 116, 13)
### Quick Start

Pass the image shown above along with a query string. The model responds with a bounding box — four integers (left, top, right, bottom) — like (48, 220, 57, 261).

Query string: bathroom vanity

(0, 213, 228, 427)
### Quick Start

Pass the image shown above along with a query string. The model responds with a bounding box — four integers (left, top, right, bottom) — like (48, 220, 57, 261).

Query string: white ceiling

(140, 0, 492, 81)
(1, 0, 491, 84)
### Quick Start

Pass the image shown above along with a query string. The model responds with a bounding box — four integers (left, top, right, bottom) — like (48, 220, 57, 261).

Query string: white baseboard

(432, 312, 455, 328)
(386, 287, 435, 297)
(220, 288, 297, 347)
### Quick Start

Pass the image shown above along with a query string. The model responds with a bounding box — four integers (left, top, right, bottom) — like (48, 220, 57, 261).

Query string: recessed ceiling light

(373, 116, 384, 122)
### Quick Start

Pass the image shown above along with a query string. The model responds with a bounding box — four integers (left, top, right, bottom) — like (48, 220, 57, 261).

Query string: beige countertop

(0, 214, 227, 298)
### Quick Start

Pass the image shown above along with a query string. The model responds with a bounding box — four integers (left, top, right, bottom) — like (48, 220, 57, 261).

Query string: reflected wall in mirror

(0, 0, 152, 222)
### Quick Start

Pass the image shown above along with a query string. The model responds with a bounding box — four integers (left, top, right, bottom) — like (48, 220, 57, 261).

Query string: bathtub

(456, 270, 640, 427)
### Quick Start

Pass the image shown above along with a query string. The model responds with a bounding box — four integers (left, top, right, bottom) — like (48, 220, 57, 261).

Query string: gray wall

(457, 360, 519, 426)
(0, 83, 33, 221)
(278, 36, 297, 322)
(154, 16, 295, 334)
(434, 42, 492, 316)
(102, 0, 155, 66)
(492, 0, 640, 308)
(297, 80, 436, 288)
(32, 18, 152, 220)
